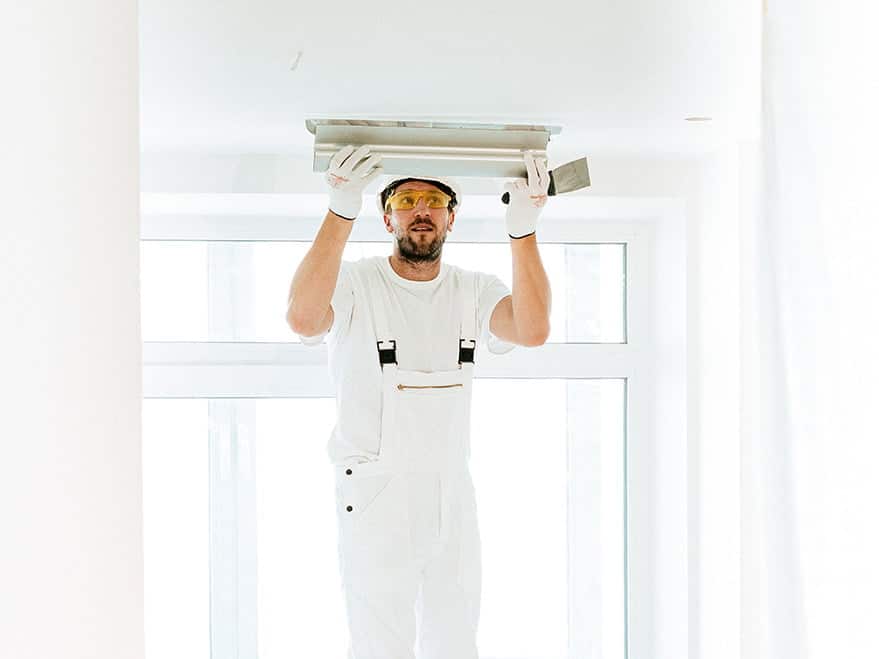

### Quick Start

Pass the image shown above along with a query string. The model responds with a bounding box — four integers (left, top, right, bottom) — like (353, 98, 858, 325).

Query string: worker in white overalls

(287, 144, 552, 659)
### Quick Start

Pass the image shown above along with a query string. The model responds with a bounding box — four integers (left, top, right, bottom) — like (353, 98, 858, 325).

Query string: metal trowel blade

(549, 157, 590, 196)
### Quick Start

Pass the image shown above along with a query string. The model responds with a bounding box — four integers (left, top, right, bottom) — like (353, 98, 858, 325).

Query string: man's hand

(503, 151, 550, 239)
(326, 145, 384, 221)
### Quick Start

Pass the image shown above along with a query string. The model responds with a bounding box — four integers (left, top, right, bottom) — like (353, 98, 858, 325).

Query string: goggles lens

(386, 189, 452, 211)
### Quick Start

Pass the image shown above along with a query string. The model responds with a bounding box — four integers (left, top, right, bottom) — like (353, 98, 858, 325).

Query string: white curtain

(742, 2, 879, 658)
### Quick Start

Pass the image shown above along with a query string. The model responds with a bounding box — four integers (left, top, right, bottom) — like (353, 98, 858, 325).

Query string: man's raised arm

(285, 145, 383, 336)
(286, 211, 353, 336)
(488, 150, 553, 346)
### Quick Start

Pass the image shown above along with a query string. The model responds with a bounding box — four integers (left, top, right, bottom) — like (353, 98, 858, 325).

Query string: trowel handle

(501, 170, 557, 204)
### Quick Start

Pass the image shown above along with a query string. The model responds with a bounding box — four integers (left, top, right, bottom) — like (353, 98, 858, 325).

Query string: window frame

(141, 195, 683, 659)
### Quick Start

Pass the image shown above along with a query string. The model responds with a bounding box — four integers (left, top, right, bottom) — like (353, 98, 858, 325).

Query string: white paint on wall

(0, 2, 144, 658)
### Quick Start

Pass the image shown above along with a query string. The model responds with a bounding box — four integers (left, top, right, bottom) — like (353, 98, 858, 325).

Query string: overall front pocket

(336, 471, 394, 525)
(335, 472, 411, 573)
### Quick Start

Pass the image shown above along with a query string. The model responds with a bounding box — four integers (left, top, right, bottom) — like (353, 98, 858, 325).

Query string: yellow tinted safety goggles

(385, 189, 452, 211)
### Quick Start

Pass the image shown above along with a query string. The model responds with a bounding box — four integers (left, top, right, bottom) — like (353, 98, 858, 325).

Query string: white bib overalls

(333, 270, 482, 659)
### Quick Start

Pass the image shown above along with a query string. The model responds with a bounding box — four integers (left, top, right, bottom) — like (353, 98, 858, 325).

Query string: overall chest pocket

(392, 385, 471, 468)
(396, 383, 464, 392)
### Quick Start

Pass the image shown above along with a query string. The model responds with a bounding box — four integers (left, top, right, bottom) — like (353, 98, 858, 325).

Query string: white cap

(376, 175, 463, 215)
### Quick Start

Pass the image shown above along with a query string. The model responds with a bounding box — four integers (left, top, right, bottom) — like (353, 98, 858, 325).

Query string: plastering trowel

(500, 156, 590, 204)
(306, 118, 590, 199)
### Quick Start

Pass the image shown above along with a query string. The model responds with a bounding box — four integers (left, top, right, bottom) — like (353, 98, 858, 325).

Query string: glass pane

(469, 379, 568, 658)
(256, 379, 622, 658)
(442, 243, 625, 344)
(564, 379, 628, 659)
(140, 242, 209, 341)
(141, 241, 626, 343)
(142, 379, 626, 659)
(142, 399, 211, 659)
(469, 379, 626, 659)
(253, 398, 345, 659)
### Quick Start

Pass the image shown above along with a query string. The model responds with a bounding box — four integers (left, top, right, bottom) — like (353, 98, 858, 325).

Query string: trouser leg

(341, 565, 419, 659)
(415, 475, 482, 659)
(336, 474, 419, 659)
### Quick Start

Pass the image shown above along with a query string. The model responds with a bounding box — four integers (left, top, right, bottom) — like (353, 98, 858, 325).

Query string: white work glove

(503, 151, 550, 239)
(325, 145, 384, 221)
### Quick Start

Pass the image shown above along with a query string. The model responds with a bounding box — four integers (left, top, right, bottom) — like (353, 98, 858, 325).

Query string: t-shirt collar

(380, 255, 449, 288)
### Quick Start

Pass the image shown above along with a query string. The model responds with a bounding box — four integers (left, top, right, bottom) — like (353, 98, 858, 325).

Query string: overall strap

(458, 270, 477, 365)
(366, 261, 397, 368)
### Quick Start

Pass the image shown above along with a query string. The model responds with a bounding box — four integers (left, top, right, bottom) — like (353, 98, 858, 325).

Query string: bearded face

(383, 182, 455, 263)
(391, 211, 448, 263)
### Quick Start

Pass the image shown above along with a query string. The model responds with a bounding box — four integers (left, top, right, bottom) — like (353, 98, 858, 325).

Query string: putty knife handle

(501, 170, 557, 204)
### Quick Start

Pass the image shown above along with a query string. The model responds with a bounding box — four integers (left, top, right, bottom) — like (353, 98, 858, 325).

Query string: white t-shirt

(298, 255, 514, 465)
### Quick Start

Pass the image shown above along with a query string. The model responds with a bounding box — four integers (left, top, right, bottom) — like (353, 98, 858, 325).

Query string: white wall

(0, 3, 144, 659)
(566, 148, 744, 659)
(687, 145, 746, 659)
(594, 148, 744, 659)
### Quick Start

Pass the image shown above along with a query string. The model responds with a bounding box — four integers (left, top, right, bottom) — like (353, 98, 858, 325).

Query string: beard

(394, 223, 446, 263)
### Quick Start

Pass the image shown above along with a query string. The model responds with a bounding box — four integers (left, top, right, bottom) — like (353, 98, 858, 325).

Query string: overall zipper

(397, 383, 464, 390)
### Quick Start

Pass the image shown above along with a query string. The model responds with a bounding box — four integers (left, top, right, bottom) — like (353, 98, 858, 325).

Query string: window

(141, 241, 625, 343)
(142, 209, 647, 659)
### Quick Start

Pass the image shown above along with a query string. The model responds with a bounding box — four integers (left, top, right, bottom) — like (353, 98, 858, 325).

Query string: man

(286, 144, 551, 659)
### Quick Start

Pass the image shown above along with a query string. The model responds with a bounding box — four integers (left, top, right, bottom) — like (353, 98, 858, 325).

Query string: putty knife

(501, 157, 590, 204)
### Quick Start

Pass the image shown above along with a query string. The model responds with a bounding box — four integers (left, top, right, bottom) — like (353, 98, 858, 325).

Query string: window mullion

(207, 244, 259, 659)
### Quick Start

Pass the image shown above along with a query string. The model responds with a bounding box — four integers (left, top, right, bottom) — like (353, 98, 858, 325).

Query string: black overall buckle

(377, 339, 397, 366)
(458, 338, 476, 364)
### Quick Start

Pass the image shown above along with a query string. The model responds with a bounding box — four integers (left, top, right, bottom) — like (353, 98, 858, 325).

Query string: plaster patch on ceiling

(289, 50, 303, 72)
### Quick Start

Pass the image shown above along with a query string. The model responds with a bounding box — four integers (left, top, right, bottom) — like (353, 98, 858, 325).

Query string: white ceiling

(139, 0, 761, 161)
